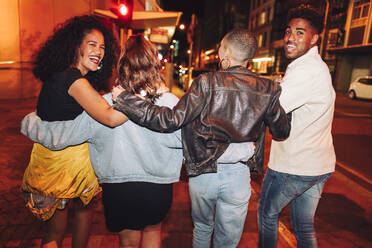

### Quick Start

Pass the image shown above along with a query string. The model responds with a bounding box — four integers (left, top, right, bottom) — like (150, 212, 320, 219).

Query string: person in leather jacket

(113, 29, 290, 247)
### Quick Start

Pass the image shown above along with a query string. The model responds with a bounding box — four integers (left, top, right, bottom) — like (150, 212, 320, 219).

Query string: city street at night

(1, 0, 372, 247)
(0, 91, 371, 248)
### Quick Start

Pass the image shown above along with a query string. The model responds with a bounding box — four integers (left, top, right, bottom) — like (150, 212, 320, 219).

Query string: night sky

(161, 0, 205, 23)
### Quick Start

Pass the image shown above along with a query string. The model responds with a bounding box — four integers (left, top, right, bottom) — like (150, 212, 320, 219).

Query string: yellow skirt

(21, 143, 101, 221)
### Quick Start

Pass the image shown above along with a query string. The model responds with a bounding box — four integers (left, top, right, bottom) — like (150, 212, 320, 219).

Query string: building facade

(329, 0, 372, 91)
(0, 0, 180, 99)
(268, 0, 328, 75)
(249, 0, 276, 75)
(250, 0, 372, 92)
(197, 0, 250, 71)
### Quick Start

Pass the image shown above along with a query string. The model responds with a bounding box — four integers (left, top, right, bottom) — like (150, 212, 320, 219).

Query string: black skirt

(101, 182, 173, 232)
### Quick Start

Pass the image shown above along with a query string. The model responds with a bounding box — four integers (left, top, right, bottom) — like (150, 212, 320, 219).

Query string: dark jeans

(258, 168, 332, 248)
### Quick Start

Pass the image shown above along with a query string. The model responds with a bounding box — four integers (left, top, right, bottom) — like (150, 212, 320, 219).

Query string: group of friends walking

(20, 4, 335, 248)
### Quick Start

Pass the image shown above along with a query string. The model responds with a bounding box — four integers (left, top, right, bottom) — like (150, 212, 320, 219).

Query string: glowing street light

(179, 24, 186, 30)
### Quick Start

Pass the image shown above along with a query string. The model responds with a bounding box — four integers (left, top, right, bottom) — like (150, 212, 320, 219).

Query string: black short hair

(287, 5, 323, 34)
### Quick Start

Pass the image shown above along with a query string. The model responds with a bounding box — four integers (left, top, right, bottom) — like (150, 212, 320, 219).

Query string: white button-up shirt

(268, 46, 336, 176)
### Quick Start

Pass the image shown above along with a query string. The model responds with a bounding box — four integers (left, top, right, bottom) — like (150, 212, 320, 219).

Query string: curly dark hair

(32, 15, 119, 91)
(116, 34, 164, 103)
(288, 5, 323, 34)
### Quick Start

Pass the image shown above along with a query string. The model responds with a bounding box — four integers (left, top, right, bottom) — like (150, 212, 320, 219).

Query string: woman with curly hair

(22, 34, 183, 248)
(21, 15, 127, 248)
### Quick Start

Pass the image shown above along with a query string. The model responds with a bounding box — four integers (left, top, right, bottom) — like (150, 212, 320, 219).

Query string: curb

(336, 161, 372, 191)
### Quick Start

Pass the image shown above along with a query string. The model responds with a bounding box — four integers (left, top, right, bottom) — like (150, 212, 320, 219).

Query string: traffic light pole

(188, 41, 193, 89)
(320, 0, 329, 58)
(187, 14, 195, 90)
(120, 27, 132, 48)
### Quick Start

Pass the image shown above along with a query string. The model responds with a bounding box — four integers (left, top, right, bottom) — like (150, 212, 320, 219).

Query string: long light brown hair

(116, 34, 164, 103)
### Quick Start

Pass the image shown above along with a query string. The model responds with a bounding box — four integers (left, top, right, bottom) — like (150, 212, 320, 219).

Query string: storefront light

(204, 49, 215, 55)
(252, 57, 273, 62)
(0, 61, 16, 65)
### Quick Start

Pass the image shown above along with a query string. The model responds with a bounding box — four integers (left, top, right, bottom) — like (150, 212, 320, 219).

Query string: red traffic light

(110, 0, 133, 26)
(118, 3, 128, 16)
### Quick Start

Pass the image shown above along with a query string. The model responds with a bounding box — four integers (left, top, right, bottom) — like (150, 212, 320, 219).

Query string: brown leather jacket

(114, 66, 290, 176)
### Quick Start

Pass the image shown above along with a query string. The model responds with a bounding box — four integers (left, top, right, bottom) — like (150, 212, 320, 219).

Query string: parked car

(348, 76, 372, 100)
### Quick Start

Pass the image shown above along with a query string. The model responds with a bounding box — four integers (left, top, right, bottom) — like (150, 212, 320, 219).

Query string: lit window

(258, 34, 263, 47)
(260, 12, 266, 25)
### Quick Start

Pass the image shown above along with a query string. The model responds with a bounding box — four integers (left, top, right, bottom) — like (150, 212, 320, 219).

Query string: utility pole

(187, 14, 195, 90)
(320, 0, 330, 58)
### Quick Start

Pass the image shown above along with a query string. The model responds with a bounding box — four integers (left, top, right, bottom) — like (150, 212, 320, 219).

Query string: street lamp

(179, 24, 186, 31)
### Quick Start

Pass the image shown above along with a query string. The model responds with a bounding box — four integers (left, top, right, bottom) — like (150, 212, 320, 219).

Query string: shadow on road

(316, 192, 372, 242)
(333, 134, 372, 182)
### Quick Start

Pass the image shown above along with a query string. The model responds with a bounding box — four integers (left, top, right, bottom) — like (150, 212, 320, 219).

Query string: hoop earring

(219, 58, 231, 70)
(97, 60, 103, 70)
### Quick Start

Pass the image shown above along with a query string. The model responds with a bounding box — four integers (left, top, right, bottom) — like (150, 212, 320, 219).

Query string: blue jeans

(189, 162, 251, 248)
(258, 168, 332, 248)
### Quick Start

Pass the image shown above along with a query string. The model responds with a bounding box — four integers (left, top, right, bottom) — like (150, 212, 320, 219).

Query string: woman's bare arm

(68, 78, 128, 127)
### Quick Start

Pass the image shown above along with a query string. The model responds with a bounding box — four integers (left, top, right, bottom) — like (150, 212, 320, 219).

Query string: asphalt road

(332, 93, 372, 188)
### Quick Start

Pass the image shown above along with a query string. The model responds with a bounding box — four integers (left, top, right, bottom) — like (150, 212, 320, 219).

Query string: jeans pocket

(223, 167, 251, 204)
(189, 173, 215, 196)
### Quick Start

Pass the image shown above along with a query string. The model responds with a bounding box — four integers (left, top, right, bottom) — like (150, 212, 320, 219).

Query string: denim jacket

(114, 66, 290, 176)
(21, 93, 254, 184)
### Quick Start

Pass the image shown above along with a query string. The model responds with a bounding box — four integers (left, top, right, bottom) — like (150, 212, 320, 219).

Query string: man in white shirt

(258, 5, 336, 248)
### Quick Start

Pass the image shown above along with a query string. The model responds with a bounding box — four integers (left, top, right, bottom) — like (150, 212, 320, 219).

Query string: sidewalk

(0, 96, 290, 247)
(0, 91, 371, 247)
(332, 92, 372, 188)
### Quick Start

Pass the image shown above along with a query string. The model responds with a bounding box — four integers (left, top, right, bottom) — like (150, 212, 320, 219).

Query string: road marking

(336, 160, 372, 186)
(251, 187, 297, 248)
(334, 110, 372, 118)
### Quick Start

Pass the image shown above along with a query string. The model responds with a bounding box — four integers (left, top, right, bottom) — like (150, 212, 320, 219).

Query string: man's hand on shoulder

(111, 85, 125, 103)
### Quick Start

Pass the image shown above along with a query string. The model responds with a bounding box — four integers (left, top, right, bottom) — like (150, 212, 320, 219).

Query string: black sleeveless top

(37, 68, 84, 121)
